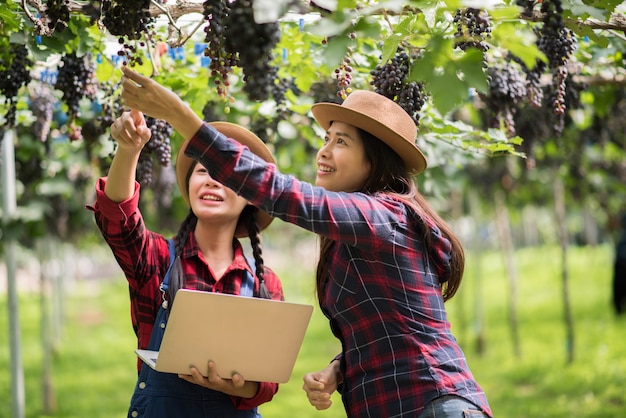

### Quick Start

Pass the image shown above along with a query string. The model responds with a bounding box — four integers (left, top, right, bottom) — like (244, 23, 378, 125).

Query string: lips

(200, 192, 223, 202)
(317, 162, 335, 173)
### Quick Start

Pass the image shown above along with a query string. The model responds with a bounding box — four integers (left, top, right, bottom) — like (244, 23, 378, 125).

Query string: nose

(205, 174, 220, 187)
(318, 141, 332, 159)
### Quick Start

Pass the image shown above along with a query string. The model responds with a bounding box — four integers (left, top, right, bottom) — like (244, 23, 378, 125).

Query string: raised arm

(105, 109, 152, 202)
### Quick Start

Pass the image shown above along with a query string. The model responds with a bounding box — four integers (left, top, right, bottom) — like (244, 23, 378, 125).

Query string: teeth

(202, 195, 222, 201)
(319, 166, 334, 172)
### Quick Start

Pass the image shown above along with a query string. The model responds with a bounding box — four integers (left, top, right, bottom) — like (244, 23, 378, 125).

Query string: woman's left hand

(178, 361, 259, 398)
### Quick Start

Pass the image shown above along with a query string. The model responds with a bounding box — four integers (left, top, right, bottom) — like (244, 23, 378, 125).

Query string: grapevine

(136, 116, 173, 187)
(0, 44, 33, 128)
(453, 7, 491, 69)
(370, 47, 428, 127)
(54, 52, 98, 140)
(29, 84, 57, 143)
(223, 0, 281, 102)
(44, 0, 71, 32)
(102, 0, 155, 67)
(482, 62, 527, 136)
(202, 0, 238, 99)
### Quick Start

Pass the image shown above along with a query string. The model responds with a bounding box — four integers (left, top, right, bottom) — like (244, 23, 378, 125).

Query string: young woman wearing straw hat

(89, 109, 284, 418)
(115, 66, 492, 418)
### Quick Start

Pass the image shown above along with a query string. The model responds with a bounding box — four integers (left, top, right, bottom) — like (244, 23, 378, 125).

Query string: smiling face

(188, 163, 248, 226)
(315, 121, 372, 192)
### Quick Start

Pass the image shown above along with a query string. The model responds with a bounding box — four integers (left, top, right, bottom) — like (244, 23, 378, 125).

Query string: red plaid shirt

(87, 177, 283, 410)
(184, 123, 493, 417)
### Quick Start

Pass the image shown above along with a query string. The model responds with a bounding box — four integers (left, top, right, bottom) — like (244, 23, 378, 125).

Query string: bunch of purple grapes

(0, 44, 33, 127)
(223, 0, 281, 102)
(137, 116, 173, 187)
(370, 47, 427, 126)
(54, 52, 97, 135)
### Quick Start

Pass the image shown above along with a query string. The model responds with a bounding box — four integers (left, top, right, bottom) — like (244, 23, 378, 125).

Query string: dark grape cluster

(453, 8, 491, 69)
(102, 0, 154, 66)
(137, 116, 173, 187)
(54, 52, 97, 136)
(370, 47, 427, 126)
(202, 0, 238, 98)
(30, 85, 56, 142)
(483, 63, 527, 136)
(0, 44, 33, 127)
(45, 0, 71, 32)
(223, 0, 281, 102)
(537, 0, 577, 116)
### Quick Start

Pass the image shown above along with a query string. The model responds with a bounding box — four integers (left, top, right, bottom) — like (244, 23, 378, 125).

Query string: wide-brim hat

(176, 122, 275, 238)
(311, 90, 427, 174)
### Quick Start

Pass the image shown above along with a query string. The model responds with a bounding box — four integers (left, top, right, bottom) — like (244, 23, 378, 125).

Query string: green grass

(1, 244, 625, 417)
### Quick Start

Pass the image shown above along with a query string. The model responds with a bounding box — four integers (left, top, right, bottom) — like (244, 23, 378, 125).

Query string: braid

(167, 209, 197, 307)
(242, 205, 271, 299)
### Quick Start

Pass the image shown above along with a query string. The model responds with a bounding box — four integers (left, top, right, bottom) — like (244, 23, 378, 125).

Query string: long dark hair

(167, 162, 270, 307)
(315, 127, 464, 303)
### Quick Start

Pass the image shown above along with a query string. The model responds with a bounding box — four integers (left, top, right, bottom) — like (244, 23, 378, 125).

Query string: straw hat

(311, 90, 427, 174)
(176, 122, 275, 238)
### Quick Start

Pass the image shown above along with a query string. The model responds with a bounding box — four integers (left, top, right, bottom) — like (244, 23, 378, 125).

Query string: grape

(136, 117, 173, 187)
(45, 0, 71, 32)
(223, 0, 280, 102)
(102, 0, 155, 66)
(202, 0, 238, 98)
(54, 52, 97, 138)
(453, 8, 491, 69)
(370, 47, 428, 127)
(0, 44, 33, 127)
(30, 85, 56, 142)
(482, 62, 527, 136)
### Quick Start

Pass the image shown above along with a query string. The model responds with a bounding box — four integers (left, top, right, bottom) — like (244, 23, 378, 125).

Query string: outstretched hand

(119, 65, 204, 140)
(178, 361, 259, 398)
(120, 66, 182, 121)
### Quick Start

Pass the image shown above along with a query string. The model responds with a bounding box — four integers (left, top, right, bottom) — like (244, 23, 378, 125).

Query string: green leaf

(323, 36, 351, 67)
(381, 34, 403, 63)
(491, 22, 545, 69)
(563, 0, 608, 20)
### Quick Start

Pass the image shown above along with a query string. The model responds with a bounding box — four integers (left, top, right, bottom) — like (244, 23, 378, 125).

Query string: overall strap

(158, 238, 176, 308)
(241, 256, 256, 297)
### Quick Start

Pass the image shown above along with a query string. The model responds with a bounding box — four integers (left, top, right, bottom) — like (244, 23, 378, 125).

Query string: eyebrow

(326, 130, 355, 142)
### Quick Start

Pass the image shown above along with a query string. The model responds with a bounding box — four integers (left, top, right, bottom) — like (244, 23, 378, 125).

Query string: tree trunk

(495, 190, 521, 358)
(38, 240, 57, 414)
(553, 171, 575, 363)
(3, 129, 25, 418)
(468, 190, 486, 355)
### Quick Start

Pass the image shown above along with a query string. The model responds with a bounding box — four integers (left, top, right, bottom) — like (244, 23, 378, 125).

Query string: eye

(337, 137, 347, 145)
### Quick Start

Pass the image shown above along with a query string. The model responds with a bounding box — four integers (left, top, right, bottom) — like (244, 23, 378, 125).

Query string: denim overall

(128, 239, 262, 418)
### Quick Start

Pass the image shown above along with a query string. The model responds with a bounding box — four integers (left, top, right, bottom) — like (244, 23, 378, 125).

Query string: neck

(193, 220, 238, 280)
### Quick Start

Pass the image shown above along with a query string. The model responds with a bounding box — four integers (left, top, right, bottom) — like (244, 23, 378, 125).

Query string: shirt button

(160, 322, 165, 329)
(139, 381, 146, 389)
(131, 411, 139, 417)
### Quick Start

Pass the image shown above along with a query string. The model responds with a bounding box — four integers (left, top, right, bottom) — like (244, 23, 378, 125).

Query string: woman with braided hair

(88, 109, 284, 418)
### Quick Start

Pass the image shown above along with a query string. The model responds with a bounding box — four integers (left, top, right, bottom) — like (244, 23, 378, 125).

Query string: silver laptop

(135, 289, 314, 383)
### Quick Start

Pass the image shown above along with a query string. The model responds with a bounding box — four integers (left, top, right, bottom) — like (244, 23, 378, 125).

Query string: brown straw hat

(176, 122, 275, 238)
(311, 90, 427, 174)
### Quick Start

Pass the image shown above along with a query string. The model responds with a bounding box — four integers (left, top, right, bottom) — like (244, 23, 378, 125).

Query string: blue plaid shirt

(185, 123, 492, 418)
